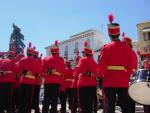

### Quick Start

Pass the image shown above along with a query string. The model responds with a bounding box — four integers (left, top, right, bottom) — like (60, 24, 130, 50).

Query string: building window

(74, 42, 78, 52)
(143, 32, 147, 41)
(143, 32, 150, 41)
(64, 45, 68, 58)
(148, 32, 150, 40)
(86, 39, 91, 48)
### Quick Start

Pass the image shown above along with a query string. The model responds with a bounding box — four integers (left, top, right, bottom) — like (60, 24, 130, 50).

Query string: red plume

(137, 50, 141, 55)
(54, 40, 58, 46)
(29, 42, 32, 48)
(33, 46, 36, 50)
(122, 32, 125, 37)
(40, 53, 43, 58)
(76, 50, 79, 56)
(84, 41, 88, 47)
(108, 13, 114, 23)
(144, 47, 148, 52)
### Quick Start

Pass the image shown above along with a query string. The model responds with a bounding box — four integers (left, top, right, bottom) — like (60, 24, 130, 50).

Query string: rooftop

(45, 29, 98, 49)
(137, 20, 150, 26)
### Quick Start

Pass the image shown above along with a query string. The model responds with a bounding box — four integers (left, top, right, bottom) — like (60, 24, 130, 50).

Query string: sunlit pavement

(31, 104, 144, 113)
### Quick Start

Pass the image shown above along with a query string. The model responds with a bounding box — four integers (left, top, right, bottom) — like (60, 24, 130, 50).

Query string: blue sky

(0, 0, 150, 56)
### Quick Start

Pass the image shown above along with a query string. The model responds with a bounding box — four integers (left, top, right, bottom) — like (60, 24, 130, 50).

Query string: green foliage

(9, 23, 25, 54)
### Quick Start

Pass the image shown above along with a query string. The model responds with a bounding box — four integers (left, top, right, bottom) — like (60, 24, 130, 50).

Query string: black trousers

(59, 91, 66, 113)
(12, 87, 20, 112)
(66, 88, 74, 110)
(144, 105, 150, 113)
(31, 85, 40, 113)
(93, 94, 98, 113)
(0, 83, 4, 113)
(102, 87, 135, 113)
(78, 86, 96, 113)
(18, 84, 34, 113)
(0, 83, 13, 113)
(71, 88, 78, 113)
(42, 84, 60, 113)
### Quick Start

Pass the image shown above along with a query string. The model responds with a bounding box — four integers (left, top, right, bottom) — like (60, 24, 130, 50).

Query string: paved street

(32, 104, 144, 113)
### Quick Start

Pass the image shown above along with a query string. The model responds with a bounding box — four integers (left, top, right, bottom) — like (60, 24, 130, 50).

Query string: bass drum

(128, 69, 150, 105)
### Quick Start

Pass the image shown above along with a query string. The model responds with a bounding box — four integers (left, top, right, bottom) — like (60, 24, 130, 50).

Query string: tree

(9, 23, 25, 54)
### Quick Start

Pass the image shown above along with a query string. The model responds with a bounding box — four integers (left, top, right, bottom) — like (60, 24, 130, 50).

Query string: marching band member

(12, 49, 25, 113)
(59, 66, 66, 113)
(18, 42, 36, 113)
(97, 14, 135, 113)
(122, 33, 138, 74)
(64, 60, 74, 111)
(122, 35, 138, 113)
(71, 51, 80, 113)
(0, 52, 4, 86)
(74, 41, 97, 113)
(142, 58, 149, 69)
(0, 52, 5, 113)
(142, 55, 150, 113)
(42, 40, 65, 113)
(31, 48, 42, 113)
(0, 48, 16, 113)
(0, 52, 4, 60)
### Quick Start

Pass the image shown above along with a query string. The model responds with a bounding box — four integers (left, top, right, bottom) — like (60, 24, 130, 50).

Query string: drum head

(128, 82, 150, 105)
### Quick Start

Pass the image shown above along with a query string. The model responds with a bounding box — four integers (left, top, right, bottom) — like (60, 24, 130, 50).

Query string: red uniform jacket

(72, 57, 80, 88)
(19, 56, 36, 85)
(72, 78, 78, 88)
(65, 67, 74, 89)
(35, 58, 42, 86)
(74, 56, 97, 87)
(97, 41, 133, 88)
(13, 61, 21, 88)
(0, 58, 16, 83)
(0, 59, 3, 83)
(131, 49, 138, 73)
(42, 55, 65, 84)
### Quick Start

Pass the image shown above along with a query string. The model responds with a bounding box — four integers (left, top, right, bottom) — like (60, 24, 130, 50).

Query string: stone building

(45, 29, 104, 65)
(137, 20, 150, 56)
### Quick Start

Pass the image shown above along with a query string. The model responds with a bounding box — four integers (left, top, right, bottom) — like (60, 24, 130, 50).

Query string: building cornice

(45, 29, 98, 49)
(136, 20, 150, 26)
